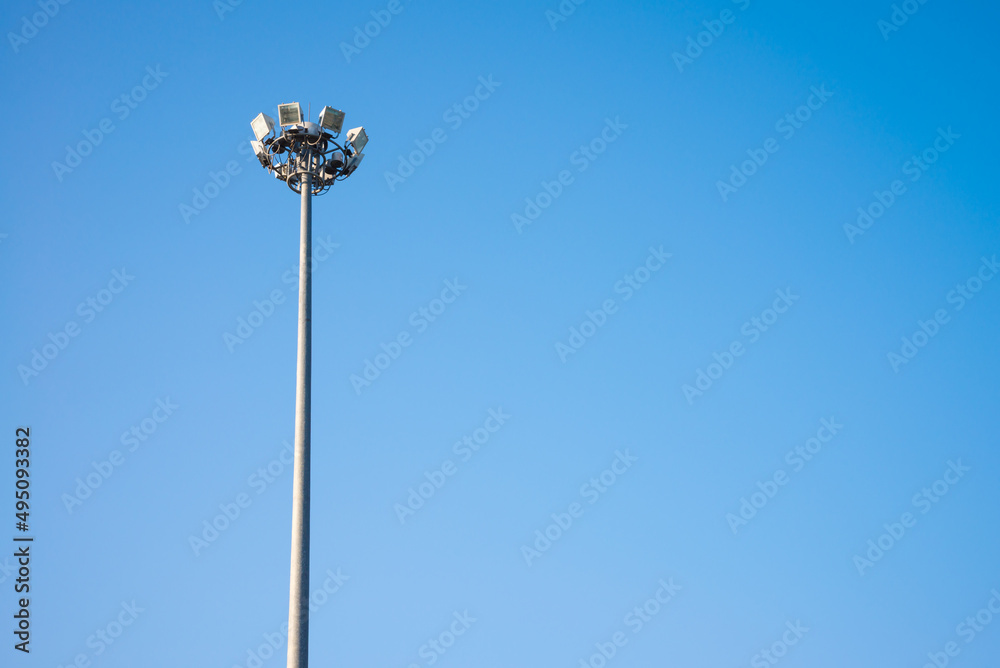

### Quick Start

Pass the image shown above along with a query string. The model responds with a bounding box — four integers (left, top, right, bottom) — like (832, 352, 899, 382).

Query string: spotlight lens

(251, 113, 275, 141)
(278, 103, 303, 126)
(319, 107, 345, 134)
(346, 127, 368, 153)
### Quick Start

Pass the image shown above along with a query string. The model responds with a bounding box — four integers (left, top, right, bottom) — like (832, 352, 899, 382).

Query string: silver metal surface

(286, 171, 313, 668)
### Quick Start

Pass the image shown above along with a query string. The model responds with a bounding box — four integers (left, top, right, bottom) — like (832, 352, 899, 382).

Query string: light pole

(249, 102, 368, 668)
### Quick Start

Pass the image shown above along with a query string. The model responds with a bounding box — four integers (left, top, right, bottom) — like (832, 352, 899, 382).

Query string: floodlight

(346, 127, 368, 154)
(251, 113, 275, 141)
(251, 140, 270, 168)
(318, 107, 345, 134)
(278, 102, 303, 126)
(248, 99, 370, 668)
(252, 103, 367, 194)
(342, 152, 364, 177)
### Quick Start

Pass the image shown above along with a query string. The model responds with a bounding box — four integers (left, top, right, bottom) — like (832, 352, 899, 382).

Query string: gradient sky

(3, 0, 1000, 666)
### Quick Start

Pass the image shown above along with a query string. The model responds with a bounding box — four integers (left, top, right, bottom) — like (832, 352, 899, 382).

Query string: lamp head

(251, 113, 275, 141)
(342, 152, 365, 177)
(318, 107, 345, 135)
(346, 127, 368, 154)
(277, 102, 303, 126)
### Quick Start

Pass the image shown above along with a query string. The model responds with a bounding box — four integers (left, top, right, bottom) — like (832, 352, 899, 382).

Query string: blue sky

(3, 0, 1000, 666)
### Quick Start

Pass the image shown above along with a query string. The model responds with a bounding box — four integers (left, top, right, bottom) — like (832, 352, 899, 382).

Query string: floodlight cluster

(250, 102, 368, 195)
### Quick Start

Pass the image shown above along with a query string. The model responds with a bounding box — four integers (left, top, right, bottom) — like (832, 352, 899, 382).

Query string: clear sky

(3, 0, 1000, 666)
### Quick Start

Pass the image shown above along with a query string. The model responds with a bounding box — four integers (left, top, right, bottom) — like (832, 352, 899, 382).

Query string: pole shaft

(287, 172, 312, 668)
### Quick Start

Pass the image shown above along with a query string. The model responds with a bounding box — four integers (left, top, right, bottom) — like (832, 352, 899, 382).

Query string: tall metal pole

(287, 171, 312, 668)
(251, 103, 366, 667)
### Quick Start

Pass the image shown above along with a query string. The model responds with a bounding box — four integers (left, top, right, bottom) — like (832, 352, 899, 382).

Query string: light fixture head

(318, 106, 345, 135)
(346, 126, 368, 154)
(251, 113, 275, 141)
(342, 152, 365, 177)
(277, 102, 303, 126)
